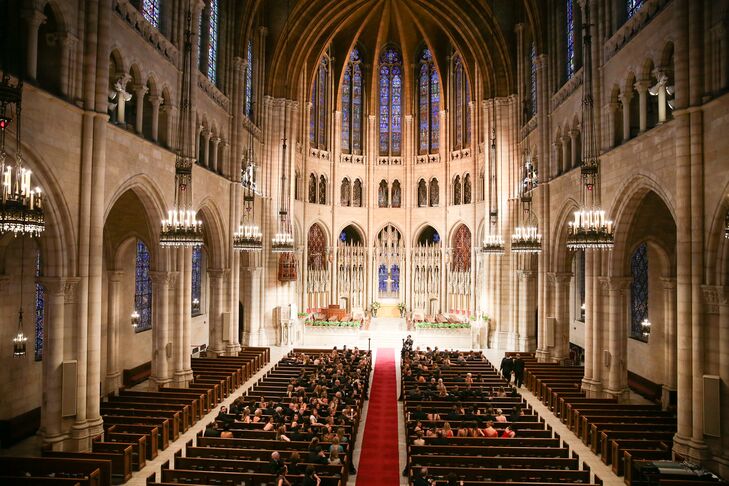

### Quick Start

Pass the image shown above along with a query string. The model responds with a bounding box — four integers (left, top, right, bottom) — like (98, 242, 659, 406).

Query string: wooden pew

(105, 424, 159, 459)
(102, 415, 169, 450)
(43, 448, 132, 483)
(0, 456, 110, 486)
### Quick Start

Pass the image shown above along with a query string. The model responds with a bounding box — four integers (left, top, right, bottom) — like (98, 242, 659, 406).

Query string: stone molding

(547, 272, 573, 285)
(417, 154, 440, 164)
(340, 153, 365, 164)
(607, 276, 633, 292)
(197, 73, 231, 111)
(551, 68, 583, 112)
(112, 0, 179, 64)
(603, 0, 671, 63)
(701, 285, 729, 315)
(450, 149, 470, 161)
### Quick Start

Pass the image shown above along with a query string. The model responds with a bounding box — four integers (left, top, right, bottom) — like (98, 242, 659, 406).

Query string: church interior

(0, 0, 728, 484)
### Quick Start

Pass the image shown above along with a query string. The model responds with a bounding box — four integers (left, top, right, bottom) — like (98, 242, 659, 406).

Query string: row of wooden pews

(146, 347, 371, 486)
(520, 352, 685, 485)
(1, 347, 269, 485)
(402, 350, 603, 486)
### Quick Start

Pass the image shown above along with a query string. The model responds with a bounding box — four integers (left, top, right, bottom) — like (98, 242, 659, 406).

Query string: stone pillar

(133, 85, 148, 134)
(207, 269, 225, 356)
(178, 247, 193, 386)
(218, 141, 228, 177)
(149, 95, 161, 141)
(516, 270, 537, 352)
(210, 137, 220, 173)
(582, 251, 595, 390)
(662, 277, 677, 409)
(113, 75, 132, 126)
(552, 273, 572, 363)
(621, 91, 632, 143)
(653, 68, 668, 123)
(201, 129, 211, 168)
(635, 80, 649, 133)
(105, 271, 124, 394)
(569, 129, 579, 169)
(605, 277, 632, 401)
(713, 286, 729, 458)
(22, 8, 46, 81)
(57, 33, 72, 97)
(607, 101, 620, 148)
(242, 267, 263, 345)
(150, 270, 173, 387)
(38, 277, 78, 450)
(560, 136, 570, 173)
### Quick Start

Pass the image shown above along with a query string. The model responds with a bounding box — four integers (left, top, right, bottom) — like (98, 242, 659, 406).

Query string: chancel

(0, 0, 728, 485)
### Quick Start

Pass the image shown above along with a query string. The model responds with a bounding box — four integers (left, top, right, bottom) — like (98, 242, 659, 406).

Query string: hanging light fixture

(482, 99, 504, 255)
(160, 6, 203, 247)
(640, 318, 652, 339)
(234, 123, 263, 251)
(271, 0, 294, 254)
(0, 75, 44, 237)
(511, 149, 541, 253)
(12, 237, 28, 357)
(566, 3, 614, 251)
(724, 209, 729, 239)
(130, 310, 140, 329)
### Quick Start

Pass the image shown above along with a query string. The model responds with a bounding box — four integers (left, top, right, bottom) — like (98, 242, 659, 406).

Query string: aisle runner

(356, 348, 400, 485)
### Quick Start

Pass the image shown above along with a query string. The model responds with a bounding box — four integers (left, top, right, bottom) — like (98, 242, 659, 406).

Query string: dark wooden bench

(628, 370, 663, 404)
(0, 407, 41, 448)
(0, 456, 110, 486)
(122, 361, 151, 388)
(43, 447, 133, 483)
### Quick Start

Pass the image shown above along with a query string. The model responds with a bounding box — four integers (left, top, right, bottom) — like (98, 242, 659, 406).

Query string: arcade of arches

(0, 0, 729, 482)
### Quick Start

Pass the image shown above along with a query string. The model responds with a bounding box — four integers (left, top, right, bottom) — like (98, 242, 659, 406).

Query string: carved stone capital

(63, 277, 81, 304)
(660, 277, 677, 290)
(517, 270, 537, 280)
(702, 285, 729, 314)
(548, 272, 573, 285)
(607, 276, 633, 292)
(207, 268, 226, 279)
(150, 271, 174, 286)
(106, 270, 125, 284)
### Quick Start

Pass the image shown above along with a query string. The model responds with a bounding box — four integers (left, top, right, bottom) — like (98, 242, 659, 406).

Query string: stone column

(712, 286, 729, 458)
(201, 129, 211, 168)
(133, 84, 148, 135)
(38, 277, 77, 450)
(207, 269, 225, 356)
(552, 273, 572, 363)
(653, 68, 668, 123)
(662, 277, 677, 409)
(605, 277, 632, 401)
(105, 271, 124, 394)
(22, 8, 46, 81)
(150, 270, 173, 387)
(218, 141, 228, 177)
(635, 80, 649, 133)
(560, 136, 570, 173)
(552, 142, 561, 177)
(242, 267, 263, 345)
(210, 137, 220, 173)
(149, 95, 161, 141)
(57, 33, 72, 97)
(621, 91, 632, 143)
(180, 247, 193, 385)
(607, 101, 620, 148)
(569, 129, 579, 169)
(113, 74, 132, 126)
(582, 251, 595, 390)
(516, 270, 537, 352)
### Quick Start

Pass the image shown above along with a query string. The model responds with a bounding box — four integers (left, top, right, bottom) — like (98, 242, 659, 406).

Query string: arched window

(135, 240, 153, 331)
(453, 175, 462, 205)
(463, 174, 472, 204)
(141, 0, 161, 28)
(451, 225, 472, 272)
(418, 179, 427, 207)
(318, 176, 327, 204)
(630, 242, 649, 340)
(391, 180, 402, 208)
(566, 0, 576, 80)
(341, 178, 351, 206)
(308, 174, 317, 203)
(310, 55, 329, 150)
(378, 180, 389, 208)
(627, 0, 644, 19)
(245, 37, 254, 118)
(34, 249, 44, 361)
(452, 55, 470, 150)
(191, 246, 203, 316)
(353, 179, 363, 207)
(529, 43, 538, 117)
(418, 49, 440, 154)
(378, 47, 403, 156)
(203, 0, 219, 82)
(429, 178, 439, 207)
(342, 48, 364, 154)
(307, 224, 327, 271)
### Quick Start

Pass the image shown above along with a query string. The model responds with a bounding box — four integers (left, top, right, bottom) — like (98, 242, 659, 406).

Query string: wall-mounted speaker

(603, 350, 611, 368)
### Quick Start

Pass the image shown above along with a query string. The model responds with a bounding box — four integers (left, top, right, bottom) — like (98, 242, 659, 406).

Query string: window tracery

(391, 180, 402, 208)
(35, 249, 44, 360)
(342, 48, 364, 154)
(379, 47, 403, 156)
(630, 242, 649, 340)
(135, 240, 153, 331)
(418, 49, 440, 154)
(311, 55, 329, 150)
(452, 55, 470, 150)
(191, 246, 202, 316)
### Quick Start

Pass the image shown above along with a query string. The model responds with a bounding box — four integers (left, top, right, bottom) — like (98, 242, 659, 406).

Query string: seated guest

(482, 420, 498, 438)
(441, 421, 454, 438)
(203, 421, 221, 437)
(288, 451, 304, 474)
(270, 451, 286, 474)
(276, 465, 291, 486)
(494, 408, 507, 422)
(446, 472, 463, 486)
(263, 416, 275, 431)
(413, 466, 432, 486)
(328, 448, 342, 465)
(501, 425, 516, 438)
(302, 465, 321, 486)
(411, 405, 428, 421)
(509, 405, 525, 423)
(413, 430, 426, 446)
(219, 423, 233, 438)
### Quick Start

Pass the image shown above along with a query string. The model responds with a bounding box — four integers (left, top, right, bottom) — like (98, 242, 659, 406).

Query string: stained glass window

(418, 49, 440, 154)
(566, 0, 576, 79)
(318, 175, 327, 204)
(141, 0, 160, 28)
(626, 0, 644, 18)
(378, 265, 388, 292)
(191, 246, 202, 316)
(378, 180, 389, 208)
(391, 265, 400, 292)
(311, 56, 329, 149)
(453, 55, 470, 150)
(34, 249, 44, 361)
(630, 242, 649, 340)
(463, 174, 472, 204)
(308, 174, 317, 203)
(307, 224, 327, 270)
(353, 179, 363, 207)
(577, 250, 586, 321)
(418, 179, 427, 207)
(207, 0, 219, 82)
(341, 178, 351, 207)
(342, 48, 363, 154)
(530, 43, 538, 117)
(451, 225, 472, 272)
(429, 178, 439, 207)
(135, 240, 153, 332)
(391, 180, 402, 208)
(245, 38, 254, 118)
(379, 47, 402, 156)
(453, 175, 462, 205)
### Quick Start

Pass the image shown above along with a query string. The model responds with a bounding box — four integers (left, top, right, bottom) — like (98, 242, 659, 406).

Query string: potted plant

(397, 302, 406, 317)
(370, 301, 381, 317)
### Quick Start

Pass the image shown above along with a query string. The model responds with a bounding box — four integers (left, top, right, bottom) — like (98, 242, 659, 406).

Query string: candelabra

(481, 233, 505, 254)
(566, 209, 614, 250)
(511, 225, 542, 253)
(640, 318, 651, 339)
(131, 310, 140, 329)
(272, 231, 294, 253)
(160, 206, 203, 247)
(234, 224, 263, 251)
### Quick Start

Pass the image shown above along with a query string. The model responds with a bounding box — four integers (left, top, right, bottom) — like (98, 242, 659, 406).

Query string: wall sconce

(724, 209, 729, 239)
(580, 302, 586, 319)
(131, 310, 140, 329)
(641, 318, 651, 338)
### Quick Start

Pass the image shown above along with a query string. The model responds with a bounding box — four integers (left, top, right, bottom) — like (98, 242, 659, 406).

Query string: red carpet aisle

(356, 348, 400, 486)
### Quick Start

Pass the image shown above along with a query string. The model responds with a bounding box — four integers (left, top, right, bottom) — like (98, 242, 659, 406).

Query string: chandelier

(160, 8, 203, 248)
(724, 209, 729, 239)
(12, 238, 28, 357)
(566, 3, 613, 251)
(234, 129, 262, 251)
(482, 101, 504, 255)
(0, 75, 44, 237)
(511, 225, 542, 253)
(511, 149, 541, 253)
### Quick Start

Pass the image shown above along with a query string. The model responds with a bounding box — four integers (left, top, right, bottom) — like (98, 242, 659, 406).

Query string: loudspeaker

(545, 317, 556, 347)
(703, 375, 720, 437)
(62, 360, 77, 417)
(603, 349, 611, 368)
